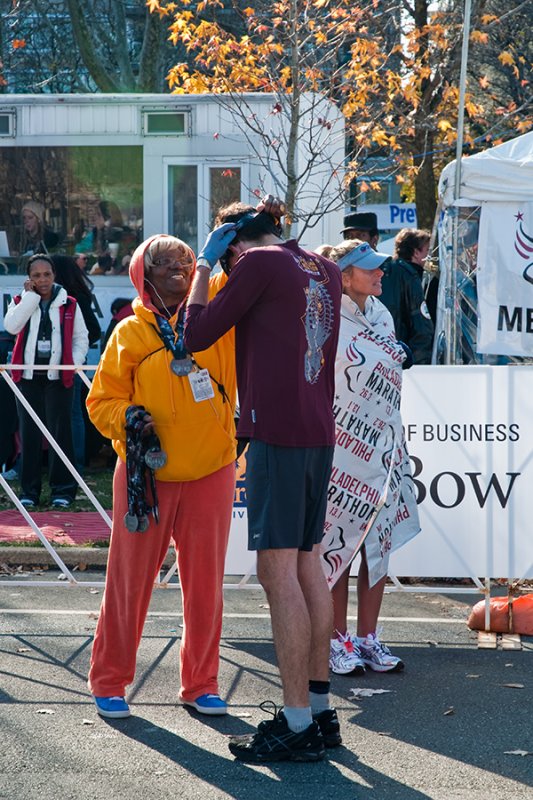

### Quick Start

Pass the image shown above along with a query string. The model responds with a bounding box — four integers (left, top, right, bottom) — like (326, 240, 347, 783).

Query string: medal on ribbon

(155, 307, 193, 378)
(170, 357, 193, 376)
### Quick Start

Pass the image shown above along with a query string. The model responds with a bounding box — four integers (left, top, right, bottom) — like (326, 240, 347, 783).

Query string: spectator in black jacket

(341, 212, 380, 250)
(379, 228, 434, 365)
(102, 297, 134, 351)
(50, 255, 101, 348)
(51, 255, 102, 470)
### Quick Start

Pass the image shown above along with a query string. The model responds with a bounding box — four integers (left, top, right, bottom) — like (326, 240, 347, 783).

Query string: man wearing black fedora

(341, 212, 379, 250)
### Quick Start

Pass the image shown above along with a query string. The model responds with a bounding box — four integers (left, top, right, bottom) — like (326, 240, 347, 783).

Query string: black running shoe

(228, 704, 326, 763)
(313, 708, 342, 748)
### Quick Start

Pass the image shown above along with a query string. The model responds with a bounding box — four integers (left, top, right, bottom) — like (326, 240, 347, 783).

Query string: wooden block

(477, 631, 498, 649)
(500, 633, 522, 650)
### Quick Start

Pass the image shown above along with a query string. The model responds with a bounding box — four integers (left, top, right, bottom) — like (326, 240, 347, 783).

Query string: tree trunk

(137, 11, 167, 92)
(283, 0, 301, 240)
(66, 0, 120, 91)
(411, 0, 437, 232)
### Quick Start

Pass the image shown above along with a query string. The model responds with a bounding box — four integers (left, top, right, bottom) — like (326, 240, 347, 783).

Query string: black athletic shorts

(246, 440, 334, 551)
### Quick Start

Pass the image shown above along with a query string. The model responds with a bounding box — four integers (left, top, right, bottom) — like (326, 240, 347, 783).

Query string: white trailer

(0, 92, 345, 270)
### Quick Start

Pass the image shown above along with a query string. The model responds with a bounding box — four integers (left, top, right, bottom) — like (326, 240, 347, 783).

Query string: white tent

(435, 131, 533, 364)
(438, 130, 533, 206)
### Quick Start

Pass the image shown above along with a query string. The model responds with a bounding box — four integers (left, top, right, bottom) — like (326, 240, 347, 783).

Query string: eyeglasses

(152, 254, 194, 270)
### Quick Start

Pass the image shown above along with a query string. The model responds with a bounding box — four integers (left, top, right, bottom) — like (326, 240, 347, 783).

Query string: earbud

(144, 278, 172, 318)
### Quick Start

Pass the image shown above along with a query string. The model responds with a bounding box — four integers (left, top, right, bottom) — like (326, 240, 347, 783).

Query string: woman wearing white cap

(20, 201, 60, 257)
(319, 239, 420, 676)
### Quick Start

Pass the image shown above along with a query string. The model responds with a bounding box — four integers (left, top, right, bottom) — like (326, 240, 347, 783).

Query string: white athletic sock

(283, 705, 313, 733)
(309, 691, 330, 714)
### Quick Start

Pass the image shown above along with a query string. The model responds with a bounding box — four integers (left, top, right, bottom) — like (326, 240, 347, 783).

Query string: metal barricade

(0, 363, 112, 588)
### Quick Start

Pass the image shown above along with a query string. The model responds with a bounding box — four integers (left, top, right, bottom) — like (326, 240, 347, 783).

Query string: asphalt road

(0, 572, 532, 800)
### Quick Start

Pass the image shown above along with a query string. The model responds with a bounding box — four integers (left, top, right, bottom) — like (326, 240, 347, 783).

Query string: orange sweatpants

(88, 458, 235, 702)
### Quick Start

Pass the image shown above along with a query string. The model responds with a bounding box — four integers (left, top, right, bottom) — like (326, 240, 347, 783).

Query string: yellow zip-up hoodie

(86, 236, 236, 482)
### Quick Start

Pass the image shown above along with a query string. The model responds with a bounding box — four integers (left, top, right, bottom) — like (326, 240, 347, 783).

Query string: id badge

(188, 368, 215, 402)
(37, 339, 51, 355)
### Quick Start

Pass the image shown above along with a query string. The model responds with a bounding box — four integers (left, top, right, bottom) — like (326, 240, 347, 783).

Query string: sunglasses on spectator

(152, 254, 194, 269)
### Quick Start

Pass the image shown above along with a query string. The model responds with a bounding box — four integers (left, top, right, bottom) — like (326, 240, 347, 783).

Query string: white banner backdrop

(477, 201, 533, 356)
(225, 366, 533, 580)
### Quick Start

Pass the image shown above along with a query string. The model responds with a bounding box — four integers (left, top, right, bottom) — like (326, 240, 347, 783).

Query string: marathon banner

(320, 297, 420, 588)
(477, 201, 533, 356)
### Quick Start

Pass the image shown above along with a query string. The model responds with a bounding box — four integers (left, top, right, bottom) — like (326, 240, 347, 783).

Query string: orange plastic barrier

(467, 594, 533, 635)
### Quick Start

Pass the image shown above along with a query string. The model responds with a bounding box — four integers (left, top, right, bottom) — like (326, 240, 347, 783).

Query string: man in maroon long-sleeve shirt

(185, 204, 342, 763)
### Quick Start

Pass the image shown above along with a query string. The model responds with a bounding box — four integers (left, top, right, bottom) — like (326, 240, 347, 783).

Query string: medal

(124, 512, 139, 532)
(136, 515, 150, 533)
(124, 511, 150, 532)
(171, 357, 193, 376)
(145, 447, 168, 470)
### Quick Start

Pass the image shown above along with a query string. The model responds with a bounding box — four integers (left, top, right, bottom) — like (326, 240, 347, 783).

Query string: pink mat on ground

(0, 510, 112, 546)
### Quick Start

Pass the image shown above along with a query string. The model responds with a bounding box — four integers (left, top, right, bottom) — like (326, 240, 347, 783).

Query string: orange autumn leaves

(147, 0, 531, 197)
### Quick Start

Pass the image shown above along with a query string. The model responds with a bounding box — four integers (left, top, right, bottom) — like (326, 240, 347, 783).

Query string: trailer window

(0, 145, 142, 272)
(167, 162, 244, 253)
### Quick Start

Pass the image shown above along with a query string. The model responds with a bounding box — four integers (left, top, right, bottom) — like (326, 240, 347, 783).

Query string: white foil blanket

(321, 295, 421, 587)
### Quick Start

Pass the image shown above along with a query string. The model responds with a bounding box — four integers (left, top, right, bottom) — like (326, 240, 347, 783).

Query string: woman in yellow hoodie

(86, 233, 237, 719)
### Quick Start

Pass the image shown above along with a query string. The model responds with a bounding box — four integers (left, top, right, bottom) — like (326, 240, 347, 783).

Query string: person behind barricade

(51, 255, 101, 350)
(319, 239, 420, 676)
(85, 233, 239, 721)
(341, 212, 380, 250)
(3, 254, 89, 509)
(74, 252, 90, 273)
(379, 228, 434, 364)
(185, 204, 342, 764)
(51, 255, 102, 473)
(101, 297, 134, 351)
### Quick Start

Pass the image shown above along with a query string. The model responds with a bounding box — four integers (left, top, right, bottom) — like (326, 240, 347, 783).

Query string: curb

(0, 546, 176, 569)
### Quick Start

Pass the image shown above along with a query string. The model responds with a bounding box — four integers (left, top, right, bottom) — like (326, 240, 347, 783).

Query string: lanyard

(153, 306, 194, 376)
(155, 307, 187, 360)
